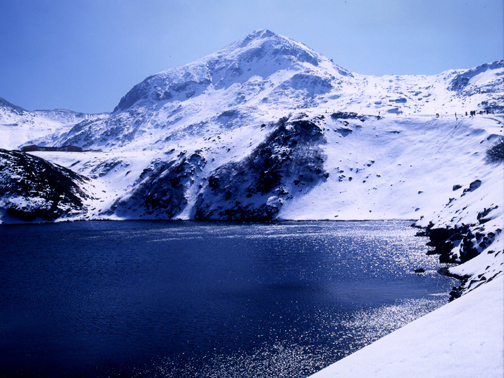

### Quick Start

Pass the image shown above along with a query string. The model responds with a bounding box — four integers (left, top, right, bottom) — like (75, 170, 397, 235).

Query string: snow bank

(310, 275, 504, 378)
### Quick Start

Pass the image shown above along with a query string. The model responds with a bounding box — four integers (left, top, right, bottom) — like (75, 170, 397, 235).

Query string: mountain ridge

(14, 27, 499, 152)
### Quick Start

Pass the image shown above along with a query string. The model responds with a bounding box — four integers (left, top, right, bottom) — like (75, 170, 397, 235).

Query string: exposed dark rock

(390, 97, 407, 103)
(437, 267, 469, 280)
(427, 227, 457, 244)
(195, 118, 328, 221)
(462, 179, 482, 195)
(418, 221, 502, 301)
(0, 149, 90, 221)
(485, 137, 504, 163)
(331, 112, 362, 120)
(422, 224, 483, 263)
(111, 152, 206, 218)
(448, 286, 464, 301)
(436, 269, 472, 301)
(477, 205, 498, 223)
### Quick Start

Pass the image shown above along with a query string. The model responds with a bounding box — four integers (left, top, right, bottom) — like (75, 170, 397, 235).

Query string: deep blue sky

(1, 0, 502, 114)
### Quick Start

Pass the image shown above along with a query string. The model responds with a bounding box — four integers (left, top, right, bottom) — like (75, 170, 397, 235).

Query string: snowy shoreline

(309, 274, 503, 378)
(308, 176, 504, 376)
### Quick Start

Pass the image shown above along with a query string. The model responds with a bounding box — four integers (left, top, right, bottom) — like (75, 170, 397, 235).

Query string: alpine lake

(0, 220, 457, 377)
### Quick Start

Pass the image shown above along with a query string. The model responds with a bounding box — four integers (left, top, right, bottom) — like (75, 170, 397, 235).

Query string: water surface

(0, 221, 456, 377)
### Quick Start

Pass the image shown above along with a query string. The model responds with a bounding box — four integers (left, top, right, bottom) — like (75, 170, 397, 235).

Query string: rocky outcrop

(425, 221, 502, 301)
(194, 118, 329, 221)
(110, 151, 207, 218)
(423, 220, 498, 267)
(416, 177, 503, 301)
(0, 149, 90, 221)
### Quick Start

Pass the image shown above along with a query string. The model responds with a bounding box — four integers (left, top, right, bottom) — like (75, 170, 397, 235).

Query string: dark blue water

(0, 221, 456, 377)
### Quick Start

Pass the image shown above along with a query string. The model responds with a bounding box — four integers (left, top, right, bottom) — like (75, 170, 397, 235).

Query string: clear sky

(1, 0, 502, 114)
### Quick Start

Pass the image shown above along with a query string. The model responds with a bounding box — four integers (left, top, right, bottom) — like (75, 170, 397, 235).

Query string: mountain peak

(247, 29, 278, 39)
(229, 29, 321, 66)
(0, 97, 27, 115)
(240, 29, 281, 45)
(114, 30, 330, 111)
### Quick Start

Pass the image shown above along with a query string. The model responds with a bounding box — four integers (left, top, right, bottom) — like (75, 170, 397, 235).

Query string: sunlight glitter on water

(121, 298, 446, 378)
(0, 220, 456, 378)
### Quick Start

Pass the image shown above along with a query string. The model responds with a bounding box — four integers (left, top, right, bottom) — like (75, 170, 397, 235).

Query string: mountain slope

(19, 30, 502, 153)
(0, 96, 103, 150)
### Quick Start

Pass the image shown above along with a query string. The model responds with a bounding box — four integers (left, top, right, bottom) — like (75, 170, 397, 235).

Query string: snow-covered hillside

(10, 29, 500, 152)
(0, 148, 92, 221)
(12, 113, 500, 224)
(0, 97, 103, 150)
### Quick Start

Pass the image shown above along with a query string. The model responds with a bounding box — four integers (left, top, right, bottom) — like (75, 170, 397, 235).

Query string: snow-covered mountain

(0, 29, 503, 377)
(0, 29, 501, 217)
(14, 29, 501, 152)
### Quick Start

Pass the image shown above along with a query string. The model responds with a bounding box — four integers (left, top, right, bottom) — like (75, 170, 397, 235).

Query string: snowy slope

(23, 112, 500, 223)
(0, 97, 103, 150)
(309, 275, 503, 378)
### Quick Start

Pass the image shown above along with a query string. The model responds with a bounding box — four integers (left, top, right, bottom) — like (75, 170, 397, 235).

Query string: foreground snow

(310, 274, 504, 378)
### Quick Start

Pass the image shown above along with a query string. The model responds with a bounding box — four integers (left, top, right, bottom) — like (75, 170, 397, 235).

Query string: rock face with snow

(414, 145, 504, 300)
(0, 149, 91, 221)
(448, 60, 504, 112)
(194, 117, 328, 220)
(110, 150, 207, 219)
